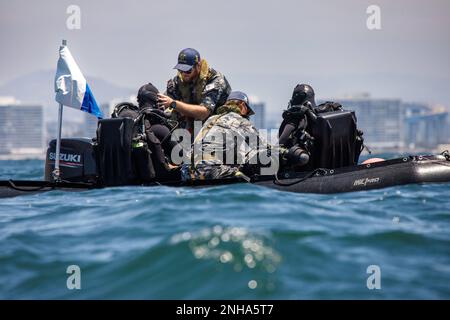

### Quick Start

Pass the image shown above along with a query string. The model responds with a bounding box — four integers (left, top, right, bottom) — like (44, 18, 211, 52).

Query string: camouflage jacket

(181, 112, 277, 181)
(166, 59, 231, 130)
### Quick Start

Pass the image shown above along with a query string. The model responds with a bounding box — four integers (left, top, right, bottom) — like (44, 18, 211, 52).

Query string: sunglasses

(180, 65, 197, 75)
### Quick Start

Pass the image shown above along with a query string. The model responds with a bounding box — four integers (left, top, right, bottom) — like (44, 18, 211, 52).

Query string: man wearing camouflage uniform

(157, 48, 231, 132)
(181, 91, 277, 181)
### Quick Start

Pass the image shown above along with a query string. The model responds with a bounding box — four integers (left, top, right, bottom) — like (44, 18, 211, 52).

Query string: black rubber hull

(0, 181, 97, 199)
(1, 155, 450, 198)
(254, 156, 450, 193)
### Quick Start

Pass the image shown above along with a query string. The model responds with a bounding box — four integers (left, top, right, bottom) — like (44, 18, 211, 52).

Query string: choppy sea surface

(1, 158, 449, 299)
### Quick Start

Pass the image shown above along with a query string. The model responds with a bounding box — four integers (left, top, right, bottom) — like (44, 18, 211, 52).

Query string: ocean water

(1, 159, 450, 299)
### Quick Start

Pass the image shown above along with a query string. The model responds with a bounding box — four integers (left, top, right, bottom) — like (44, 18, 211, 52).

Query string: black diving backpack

(315, 101, 365, 164)
(100, 102, 171, 184)
(308, 102, 364, 169)
(279, 101, 364, 170)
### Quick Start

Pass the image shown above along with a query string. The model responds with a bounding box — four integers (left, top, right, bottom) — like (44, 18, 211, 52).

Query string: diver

(136, 83, 178, 158)
(278, 84, 316, 169)
(279, 83, 368, 170)
(156, 48, 232, 133)
(112, 82, 181, 179)
(180, 91, 276, 181)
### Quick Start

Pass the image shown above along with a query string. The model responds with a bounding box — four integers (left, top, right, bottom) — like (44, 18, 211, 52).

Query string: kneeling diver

(278, 84, 316, 169)
(180, 91, 275, 181)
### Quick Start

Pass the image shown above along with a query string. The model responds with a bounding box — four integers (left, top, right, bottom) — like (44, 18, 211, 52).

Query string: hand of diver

(157, 93, 174, 109)
(167, 163, 179, 170)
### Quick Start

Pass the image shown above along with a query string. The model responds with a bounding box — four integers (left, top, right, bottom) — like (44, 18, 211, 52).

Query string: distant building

(46, 120, 84, 142)
(248, 96, 266, 129)
(403, 102, 449, 149)
(83, 112, 99, 138)
(328, 97, 405, 150)
(0, 97, 44, 158)
(403, 102, 431, 117)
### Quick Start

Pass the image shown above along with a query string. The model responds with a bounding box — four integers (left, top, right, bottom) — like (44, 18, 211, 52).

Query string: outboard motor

(44, 138, 98, 183)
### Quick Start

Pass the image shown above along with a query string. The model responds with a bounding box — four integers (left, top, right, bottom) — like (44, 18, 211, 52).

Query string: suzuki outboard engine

(43, 101, 176, 187)
(44, 138, 98, 183)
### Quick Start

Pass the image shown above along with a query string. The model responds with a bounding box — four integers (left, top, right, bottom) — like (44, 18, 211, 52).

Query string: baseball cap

(226, 91, 255, 116)
(173, 48, 201, 72)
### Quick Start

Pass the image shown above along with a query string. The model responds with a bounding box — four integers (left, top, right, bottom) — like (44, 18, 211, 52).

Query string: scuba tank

(96, 102, 178, 186)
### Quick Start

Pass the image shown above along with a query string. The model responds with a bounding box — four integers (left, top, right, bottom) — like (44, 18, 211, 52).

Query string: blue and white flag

(54, 45, 103, 119)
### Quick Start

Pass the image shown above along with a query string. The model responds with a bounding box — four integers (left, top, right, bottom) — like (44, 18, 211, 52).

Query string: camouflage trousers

(180, 160, 241, 181)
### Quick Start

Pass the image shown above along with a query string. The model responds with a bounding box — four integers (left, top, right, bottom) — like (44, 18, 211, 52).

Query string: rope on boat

(273, 168, 328, 187)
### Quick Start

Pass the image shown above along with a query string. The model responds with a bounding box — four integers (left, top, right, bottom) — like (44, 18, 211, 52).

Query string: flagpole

(52, 39, 67, 182)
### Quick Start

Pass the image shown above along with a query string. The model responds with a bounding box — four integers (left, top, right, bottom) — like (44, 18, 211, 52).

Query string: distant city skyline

(1, 93, 448, 159)
(0, 103, 44, 159)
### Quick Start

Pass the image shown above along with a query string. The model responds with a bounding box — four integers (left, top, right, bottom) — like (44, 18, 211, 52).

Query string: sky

(1, 0, 449, 119)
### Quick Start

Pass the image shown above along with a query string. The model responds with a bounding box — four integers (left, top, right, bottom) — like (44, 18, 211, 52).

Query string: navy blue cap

(174, 48, 201, 72)
(226, 91, 255, 116)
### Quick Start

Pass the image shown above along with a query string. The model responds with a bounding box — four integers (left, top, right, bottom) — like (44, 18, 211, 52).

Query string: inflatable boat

(2, 153, 450, 198)
(2, 111, 450, 198)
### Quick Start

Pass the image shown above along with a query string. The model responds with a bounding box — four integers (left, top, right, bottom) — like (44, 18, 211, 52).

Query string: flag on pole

(54, 45, 103, 119)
